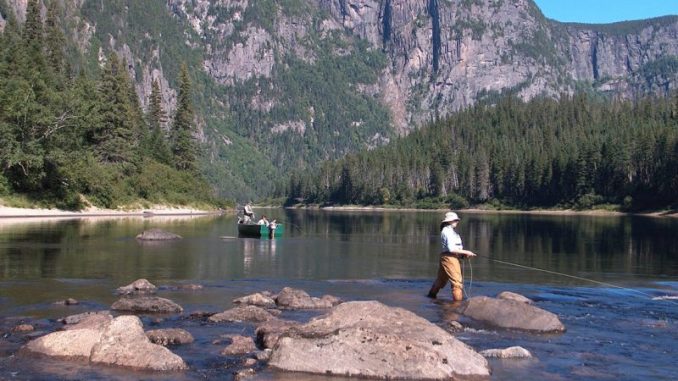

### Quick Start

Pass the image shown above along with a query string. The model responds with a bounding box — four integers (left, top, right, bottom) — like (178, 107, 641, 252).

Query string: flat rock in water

(233, 293, 276, 309)
(269, 300, 490, 380)
(275, 287, 341, 309)
(146, 328, 194, 346)
(53, 298, 79, 305)
(480, 346, 533, 359)
(461, 296, 565, 333)
(221, 335, 257, 355)
(497, 291, 533, 304)
(12, 324, 34, 333)
(60, 311, 111, 325)
(90, 315, 187, 371)
(255, 319, 300, 349)
(209, 305, 277, 323)
(135, 229, 182, 241)
(111, 296, 183, 314)
(117, 279, 157, 295)
(63, 314, 113, 331)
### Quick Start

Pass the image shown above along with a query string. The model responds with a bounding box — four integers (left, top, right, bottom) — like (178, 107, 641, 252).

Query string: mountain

(1, 0, 676, 200)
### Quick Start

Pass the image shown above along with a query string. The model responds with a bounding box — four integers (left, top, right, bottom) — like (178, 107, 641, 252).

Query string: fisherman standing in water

(428, 212, 476, 301)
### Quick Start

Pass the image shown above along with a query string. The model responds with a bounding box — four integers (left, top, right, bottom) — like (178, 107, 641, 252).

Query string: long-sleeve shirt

(441, 225, 463, 253)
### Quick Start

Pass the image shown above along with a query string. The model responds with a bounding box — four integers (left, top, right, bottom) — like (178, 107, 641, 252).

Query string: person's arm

(450, 248, 476, 257)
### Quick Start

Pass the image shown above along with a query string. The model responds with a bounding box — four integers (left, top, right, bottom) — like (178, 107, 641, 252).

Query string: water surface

(0, 210, 676, 380)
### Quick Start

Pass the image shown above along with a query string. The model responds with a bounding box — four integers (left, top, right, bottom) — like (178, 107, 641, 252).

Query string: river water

(0, 209, 676, 380)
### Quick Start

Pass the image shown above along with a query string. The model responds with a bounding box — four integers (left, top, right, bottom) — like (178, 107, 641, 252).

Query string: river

(0, 209, 676, 380)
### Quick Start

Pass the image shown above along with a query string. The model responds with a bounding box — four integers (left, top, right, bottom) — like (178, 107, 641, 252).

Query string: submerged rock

(90, 316, 187, 370)
(12, 324, 34, 333)
(221, 335, 257, 355)
(269, 301, 490, 379)
(209, 305, 278, 323)
(53, 298, 79, 306)
(461, 296, 565, 333)
(275, 287, 342, 309)
(111, 296, 183, 314)
(480, 346, 533, 359)
(497, 291, 533, 304)
(135, 229, 182, 241)
(233, 293, 276, 309)
(146, 328, 194, 346)
(116, 279, 157, 295)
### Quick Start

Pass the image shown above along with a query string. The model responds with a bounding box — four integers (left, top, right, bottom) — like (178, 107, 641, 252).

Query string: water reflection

(0, 211, 676, 286)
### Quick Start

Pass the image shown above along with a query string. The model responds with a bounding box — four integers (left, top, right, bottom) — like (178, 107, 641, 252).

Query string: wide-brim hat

(442, 212, 460, 223)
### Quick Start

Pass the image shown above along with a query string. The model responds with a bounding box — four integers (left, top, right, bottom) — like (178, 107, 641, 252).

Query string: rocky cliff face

(3, 0, 677, 198)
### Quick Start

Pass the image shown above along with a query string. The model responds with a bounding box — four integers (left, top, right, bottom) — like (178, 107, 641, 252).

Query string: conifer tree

(44, 0, 65, 81)
(146, 79, 172, 164)
(171, 63, 198, 172)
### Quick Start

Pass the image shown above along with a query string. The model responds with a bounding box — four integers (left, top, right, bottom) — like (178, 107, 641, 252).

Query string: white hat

(441, 212, 460, 223)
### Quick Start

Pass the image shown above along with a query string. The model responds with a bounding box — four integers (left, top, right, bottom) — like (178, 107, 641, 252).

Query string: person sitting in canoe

(257, 215, 269, 226)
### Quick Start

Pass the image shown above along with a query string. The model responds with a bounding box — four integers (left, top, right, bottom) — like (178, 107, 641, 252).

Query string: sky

(532, 0, 678, 24)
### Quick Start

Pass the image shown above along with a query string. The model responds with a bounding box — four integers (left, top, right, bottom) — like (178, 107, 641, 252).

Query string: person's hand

(465, 251, 477, 258)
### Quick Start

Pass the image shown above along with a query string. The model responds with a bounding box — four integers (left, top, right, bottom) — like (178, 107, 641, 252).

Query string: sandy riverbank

(291, 205, 678, 218)
(0, 205, 223, 219)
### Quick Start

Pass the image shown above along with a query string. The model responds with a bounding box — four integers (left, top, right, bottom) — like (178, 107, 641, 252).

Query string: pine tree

(93, 53, 138, 166)
(44, 0, 66, 81)
(146, 79, 172, 164)
(171, 63, 198, 171)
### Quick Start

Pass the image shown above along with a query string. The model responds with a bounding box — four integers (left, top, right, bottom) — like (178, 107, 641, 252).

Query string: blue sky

(532, 0, 678, 24)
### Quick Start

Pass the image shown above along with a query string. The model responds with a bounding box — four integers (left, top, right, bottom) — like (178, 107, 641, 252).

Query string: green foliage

(171, 63, 198, 172)
(0, 5, 218, 209)
(286, 92, 678, 211)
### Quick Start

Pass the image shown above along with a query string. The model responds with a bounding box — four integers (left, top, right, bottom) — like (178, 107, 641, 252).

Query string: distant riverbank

(284, 204, 678, 218)
(0, 205, 224, 219)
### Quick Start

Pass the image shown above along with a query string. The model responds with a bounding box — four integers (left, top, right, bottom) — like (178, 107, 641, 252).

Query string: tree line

(285, 92, 678, 211)
(0, 0, 213, 209)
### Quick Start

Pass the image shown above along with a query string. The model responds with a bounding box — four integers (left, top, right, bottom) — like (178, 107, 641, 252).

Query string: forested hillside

(0, 1, 217, 209)
(286, 93, 678, 211)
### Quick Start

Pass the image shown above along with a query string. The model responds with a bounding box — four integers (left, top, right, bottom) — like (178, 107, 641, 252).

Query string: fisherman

(268, 219, 278, 238)
(243, 202, 254, 223)
(427, 211, 476, 301)
(257, 215, 269, 226)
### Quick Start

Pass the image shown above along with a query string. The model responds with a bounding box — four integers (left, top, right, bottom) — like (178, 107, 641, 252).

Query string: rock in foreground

(462, 296, 565, 333)
(111, 296, 183, 314)
(90, 316, 187, 370)
(269, 301, 489, 379)
(136, 229, 182, 241)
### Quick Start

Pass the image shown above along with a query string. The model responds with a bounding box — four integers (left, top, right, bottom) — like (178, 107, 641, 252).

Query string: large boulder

(111, 296, 183, 314)
(461, 296, 565, 333)
(23, 328, 105, 359)
(116, 279, 157, 295)
(275, 287, 341, 309)
(269, 301, 490, 380)
(146, 328, 194, 346)
(209, 305, 278, 323)
(233, 293, 276, 309)
(136, 229, 182, 241)
(90, 316, 187, 370)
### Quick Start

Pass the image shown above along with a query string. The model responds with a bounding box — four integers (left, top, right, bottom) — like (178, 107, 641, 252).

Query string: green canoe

(237, 223, 284, 238)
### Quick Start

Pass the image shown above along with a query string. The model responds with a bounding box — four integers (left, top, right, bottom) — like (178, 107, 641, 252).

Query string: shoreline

(285, 205, 678, 218)
(0, 205, 224, 219)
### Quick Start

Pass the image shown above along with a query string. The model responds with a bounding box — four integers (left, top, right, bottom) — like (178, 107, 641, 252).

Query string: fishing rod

(461, 255, 677, 304)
